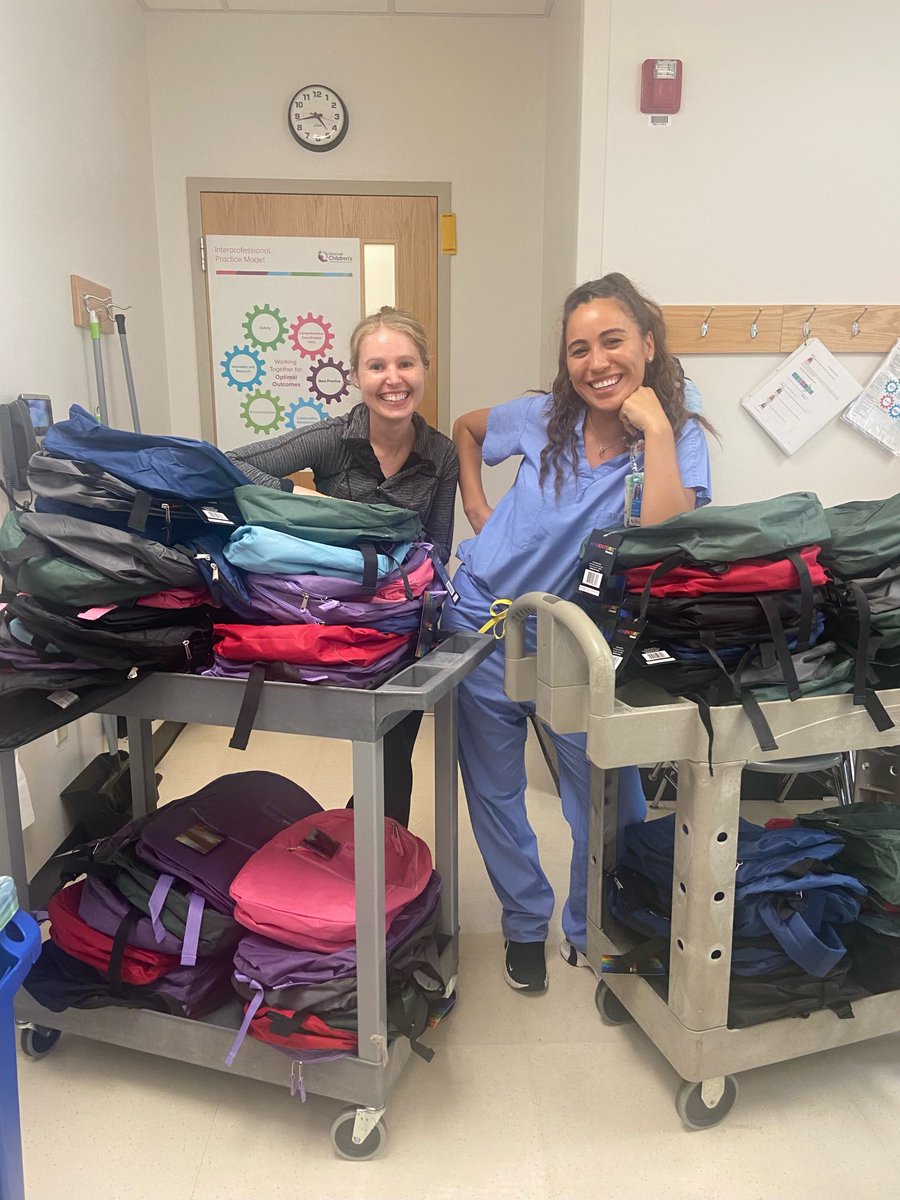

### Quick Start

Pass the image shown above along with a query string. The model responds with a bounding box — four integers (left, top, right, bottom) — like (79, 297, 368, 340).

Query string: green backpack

(797, 802, 900, 905)
(233, 485, 422, 546)
(821, 492, 900, 578)
(604, 491, 831, 570)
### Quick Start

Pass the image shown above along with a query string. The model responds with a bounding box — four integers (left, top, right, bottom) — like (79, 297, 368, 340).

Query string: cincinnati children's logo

(317, 249, 353, 264)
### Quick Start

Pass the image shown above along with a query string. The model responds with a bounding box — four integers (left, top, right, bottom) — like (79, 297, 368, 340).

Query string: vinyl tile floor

(17, 719, 900, 1200)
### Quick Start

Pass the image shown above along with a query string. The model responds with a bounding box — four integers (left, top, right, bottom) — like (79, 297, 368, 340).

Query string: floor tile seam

(188, 1100, 222, 1200)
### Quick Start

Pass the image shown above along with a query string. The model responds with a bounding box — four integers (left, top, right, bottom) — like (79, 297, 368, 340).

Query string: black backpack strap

(685, 693, 717, 775)
(637, 552, 687, 620)
(107, 907, 142, 989)
(228, 663, 267, 750)
(127, 490, 152, 533)
(756, 593, 801, 700)
(785, 550, 815, 649)
(358, 543, 378, 593)
(1, 534, 46, 567)
(848, 581, 894, 733)
(731, 650, 780, 754)
(387, 985, 435, 1062)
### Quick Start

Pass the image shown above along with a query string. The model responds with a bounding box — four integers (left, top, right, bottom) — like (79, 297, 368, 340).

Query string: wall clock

(288, 85, 349, 152)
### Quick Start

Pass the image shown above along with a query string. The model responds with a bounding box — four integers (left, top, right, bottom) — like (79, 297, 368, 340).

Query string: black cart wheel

(20, 1026, 62, 1060)
(330, 1108, 387, 1160)
(675, 1076, 738, 1129)
(594, 981, 634, 1026)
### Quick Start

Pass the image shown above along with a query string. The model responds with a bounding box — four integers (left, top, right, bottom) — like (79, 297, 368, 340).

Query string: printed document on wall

(740, 338, 861, 455)
(842, 338, 900, 456)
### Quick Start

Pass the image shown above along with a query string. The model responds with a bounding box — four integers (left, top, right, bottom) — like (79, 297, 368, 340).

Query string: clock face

(288, 85, 349, 152)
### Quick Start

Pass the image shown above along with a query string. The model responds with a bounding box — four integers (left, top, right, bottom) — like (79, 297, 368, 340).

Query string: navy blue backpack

(42, 406, 247, 519)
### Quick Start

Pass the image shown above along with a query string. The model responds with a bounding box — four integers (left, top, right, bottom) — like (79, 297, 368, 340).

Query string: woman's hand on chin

(619, 386, 669, 439)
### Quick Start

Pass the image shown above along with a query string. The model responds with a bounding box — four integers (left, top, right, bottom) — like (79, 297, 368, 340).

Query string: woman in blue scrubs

(443, 273, 713, 993)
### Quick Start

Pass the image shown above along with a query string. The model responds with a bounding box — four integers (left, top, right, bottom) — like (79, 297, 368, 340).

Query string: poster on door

(206, 235, 361, 449)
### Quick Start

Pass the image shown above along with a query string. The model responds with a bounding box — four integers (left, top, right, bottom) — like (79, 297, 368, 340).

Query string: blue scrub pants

(442, 569, 646, 949)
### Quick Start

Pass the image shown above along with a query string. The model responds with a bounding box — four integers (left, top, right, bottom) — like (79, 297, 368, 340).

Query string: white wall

(0, 0, 167, 874)
(539, 0, 585, 384)
(580, 0, 899, 506)
(145, 11, 548, 518)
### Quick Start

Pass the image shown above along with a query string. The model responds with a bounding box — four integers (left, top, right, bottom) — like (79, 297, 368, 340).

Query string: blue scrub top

(455, 392, 712, 601)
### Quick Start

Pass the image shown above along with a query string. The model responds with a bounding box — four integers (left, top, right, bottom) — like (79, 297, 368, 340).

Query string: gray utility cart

(505, 593, 900, 1131)
(0, 632, 493, 1160)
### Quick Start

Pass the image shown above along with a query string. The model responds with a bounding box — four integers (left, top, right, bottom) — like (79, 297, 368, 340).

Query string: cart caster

(674, 1076, 738, 1130)
(594, 981, 634, 1026)
(330, 1106, 388, 1160)
(19, 1026, 62, 1060)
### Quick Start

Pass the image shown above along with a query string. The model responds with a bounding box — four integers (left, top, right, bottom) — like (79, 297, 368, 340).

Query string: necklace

(592, 432, 628, 457)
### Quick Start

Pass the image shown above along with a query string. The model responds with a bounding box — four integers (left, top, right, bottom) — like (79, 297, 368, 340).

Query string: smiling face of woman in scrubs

(564, 298, 655, 418)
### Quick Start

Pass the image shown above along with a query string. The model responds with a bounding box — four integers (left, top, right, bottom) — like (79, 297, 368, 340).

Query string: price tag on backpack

(47, 690, 79, 709)
(430, 555, 460, 604)
(641, 645, 676, 666)
(176, 822, 225, 854)
(200, 506, 234, 525)
(414, 591, 441, 658)
(577, 530, 622, 598)
(609, 617, 646, 672)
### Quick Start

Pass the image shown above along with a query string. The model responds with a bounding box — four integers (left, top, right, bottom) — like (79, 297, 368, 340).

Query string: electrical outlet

(55, 725, 68, 746)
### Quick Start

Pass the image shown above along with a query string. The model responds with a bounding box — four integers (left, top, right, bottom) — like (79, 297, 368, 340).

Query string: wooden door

(199, 192, 440, 441)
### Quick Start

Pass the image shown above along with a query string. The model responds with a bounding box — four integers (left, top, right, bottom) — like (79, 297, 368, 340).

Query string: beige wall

(145, 11, 548, 517)
(0, 0, 168, 872)
(579, 0, 900, 506)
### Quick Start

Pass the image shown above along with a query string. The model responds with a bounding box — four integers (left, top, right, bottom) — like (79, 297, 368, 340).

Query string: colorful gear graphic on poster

(242, 304, 289, 351)
(239, 389, 285, 434)
(880, 393, 895, 411)
(284, 397, 328, 430)
(307, 356, 351, 405)
(289, 312, 335, 359)
(220, 345, 266, 392)
(884, 379, 898, 395)
(889, 403, 900, 420)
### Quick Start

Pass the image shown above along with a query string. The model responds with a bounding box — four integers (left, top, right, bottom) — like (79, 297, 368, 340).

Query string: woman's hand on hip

(465, 502, 494, 534)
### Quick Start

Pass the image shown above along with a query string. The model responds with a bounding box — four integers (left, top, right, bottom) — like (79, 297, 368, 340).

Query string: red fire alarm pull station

(640, 59, 683, 114)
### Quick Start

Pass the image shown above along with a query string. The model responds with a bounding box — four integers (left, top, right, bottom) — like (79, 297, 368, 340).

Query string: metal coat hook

(700, 307, 714, 338)
(802, 306, 817, 343)
(750, 308, 762, 340)
(851, 306, 869, 338)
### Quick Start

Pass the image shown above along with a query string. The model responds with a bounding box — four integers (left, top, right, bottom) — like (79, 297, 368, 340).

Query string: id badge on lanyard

(624, 441, 644, 527)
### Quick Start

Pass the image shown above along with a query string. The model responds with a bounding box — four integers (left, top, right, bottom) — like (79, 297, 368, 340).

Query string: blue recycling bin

(0, 897, 41, 1200)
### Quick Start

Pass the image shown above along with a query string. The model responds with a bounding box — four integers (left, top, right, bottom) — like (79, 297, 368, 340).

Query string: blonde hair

(349, 306, 431, 373)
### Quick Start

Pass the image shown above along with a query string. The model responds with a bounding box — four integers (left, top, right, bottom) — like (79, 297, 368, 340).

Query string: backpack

(598, 491, 831, 570)
(212, 622, 412, 667)
(0, 511, 203, 607)
(24, 937, 234, 1019)
(41, 404, 247, 511)
(0, 676, 140, 753)
(234, 484, 422, 546)
(821, 492, 900, 578)
(5, 594, 214, 673)
(613, 814, 866, 978)
(797, 802, 900, 905)
(28, 450, 239, 544)
(223, 525, 411, 589)
(230, 809, 434, 951)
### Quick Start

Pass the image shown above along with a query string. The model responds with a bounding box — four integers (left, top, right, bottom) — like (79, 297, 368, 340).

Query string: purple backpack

(134, 770, 322, 914)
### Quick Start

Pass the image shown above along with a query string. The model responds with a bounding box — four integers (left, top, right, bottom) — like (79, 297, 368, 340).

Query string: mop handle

(88, 309, 109, 426)
(114, 312, 142, 434)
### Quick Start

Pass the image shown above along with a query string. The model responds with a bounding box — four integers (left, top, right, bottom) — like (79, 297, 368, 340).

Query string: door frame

(187, 177, 452, 444)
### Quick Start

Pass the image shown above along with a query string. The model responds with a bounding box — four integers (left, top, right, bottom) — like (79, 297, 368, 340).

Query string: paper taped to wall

(842, 338, 900, 456)
(740, 338, 861, 455)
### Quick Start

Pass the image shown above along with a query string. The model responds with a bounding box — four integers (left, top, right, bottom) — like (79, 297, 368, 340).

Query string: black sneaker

(504, 939, 548, 993)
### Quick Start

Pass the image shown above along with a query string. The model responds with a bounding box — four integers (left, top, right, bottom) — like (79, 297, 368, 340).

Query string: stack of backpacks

(575, 490, 896, 758)
(24, 771, 450, 1065)
(0, 405, 446, 752)
(608, 813, 869, 1028)
(226, 806, 448, 1064)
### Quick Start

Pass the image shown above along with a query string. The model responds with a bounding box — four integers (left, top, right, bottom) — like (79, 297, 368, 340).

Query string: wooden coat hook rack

(662, 304, 900, 354)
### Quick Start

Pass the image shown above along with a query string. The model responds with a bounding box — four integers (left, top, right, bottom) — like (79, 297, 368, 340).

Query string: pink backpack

(229, 809, 433, 951)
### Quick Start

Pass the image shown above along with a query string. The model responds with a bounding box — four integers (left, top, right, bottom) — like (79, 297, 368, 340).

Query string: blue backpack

(612, 815, 866, 978)
(42, 406, 247, 518)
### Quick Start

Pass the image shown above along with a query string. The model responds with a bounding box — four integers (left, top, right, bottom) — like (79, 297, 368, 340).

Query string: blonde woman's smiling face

(353, 328, 426, 426)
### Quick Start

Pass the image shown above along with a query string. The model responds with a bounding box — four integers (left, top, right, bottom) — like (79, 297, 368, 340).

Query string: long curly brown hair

(539, 273, 716, 495)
